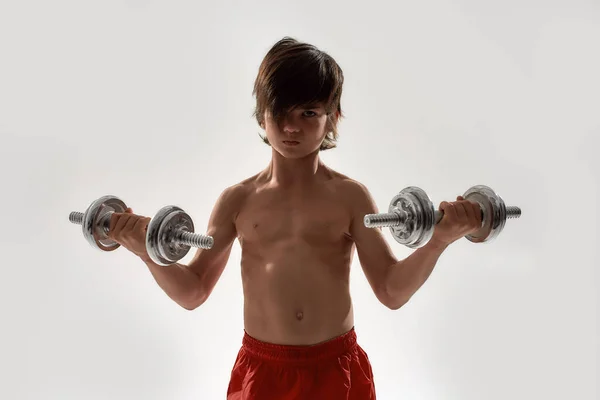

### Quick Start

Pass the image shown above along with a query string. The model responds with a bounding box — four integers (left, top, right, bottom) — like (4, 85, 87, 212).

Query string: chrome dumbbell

(364, 185, 521, 248)
(69, 195, 213, 266)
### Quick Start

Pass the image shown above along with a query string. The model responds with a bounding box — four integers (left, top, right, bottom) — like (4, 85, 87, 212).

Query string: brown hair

(252, 37, 345, 151)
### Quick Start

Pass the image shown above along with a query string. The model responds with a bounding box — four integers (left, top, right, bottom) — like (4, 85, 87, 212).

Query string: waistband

(241, 327, 358, 364)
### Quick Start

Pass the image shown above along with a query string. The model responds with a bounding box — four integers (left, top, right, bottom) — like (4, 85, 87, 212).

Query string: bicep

(347, 181, 398, 298)
(186, 185, 243, 294)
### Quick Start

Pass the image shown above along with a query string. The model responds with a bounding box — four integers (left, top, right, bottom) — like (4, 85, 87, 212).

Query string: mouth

(283, 141, 300, 146)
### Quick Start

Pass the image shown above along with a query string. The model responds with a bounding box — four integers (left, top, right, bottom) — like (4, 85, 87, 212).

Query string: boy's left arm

(346, 180, 481, 310)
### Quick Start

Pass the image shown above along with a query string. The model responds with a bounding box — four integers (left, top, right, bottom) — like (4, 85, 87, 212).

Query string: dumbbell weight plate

(82, 195, 128, 251)
(388, 186, 436, 248)
(463, 185, 506, 243)
(146, 205, 195, 266)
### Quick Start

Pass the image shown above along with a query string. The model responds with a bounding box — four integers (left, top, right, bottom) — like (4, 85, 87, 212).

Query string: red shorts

(226, 327, 376, 399)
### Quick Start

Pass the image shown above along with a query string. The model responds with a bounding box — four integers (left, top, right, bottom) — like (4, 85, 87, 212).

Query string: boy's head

(253, 37, 344, 154)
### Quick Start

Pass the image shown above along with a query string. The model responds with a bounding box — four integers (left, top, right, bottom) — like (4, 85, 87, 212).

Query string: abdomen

(240, 240, 354, 345)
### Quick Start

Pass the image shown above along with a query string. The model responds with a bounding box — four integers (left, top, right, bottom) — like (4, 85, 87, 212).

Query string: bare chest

(235, 187, 352, 248)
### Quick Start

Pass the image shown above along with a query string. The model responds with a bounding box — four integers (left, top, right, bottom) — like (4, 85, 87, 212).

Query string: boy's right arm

(141, 184, 242, 310)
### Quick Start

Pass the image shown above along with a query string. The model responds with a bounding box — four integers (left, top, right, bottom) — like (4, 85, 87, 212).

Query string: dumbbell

(69, 195, 214, 266)
(364, 185, 521, 248)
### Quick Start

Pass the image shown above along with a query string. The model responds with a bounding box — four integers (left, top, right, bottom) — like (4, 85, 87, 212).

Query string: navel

(295, 311, 304, 321)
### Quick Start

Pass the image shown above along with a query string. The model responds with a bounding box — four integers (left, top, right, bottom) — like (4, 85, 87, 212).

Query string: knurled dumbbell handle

(68, 211, 213, 249)
(172, 230, 213, 249)
(69, 211, 88, 226)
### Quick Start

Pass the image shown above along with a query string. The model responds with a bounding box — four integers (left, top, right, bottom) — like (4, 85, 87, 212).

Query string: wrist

(426, 237, 450, 251)
(139, 253, 155, 265)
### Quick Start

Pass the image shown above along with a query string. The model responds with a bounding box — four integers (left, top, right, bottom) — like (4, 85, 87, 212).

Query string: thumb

(125, 207, 133, 213)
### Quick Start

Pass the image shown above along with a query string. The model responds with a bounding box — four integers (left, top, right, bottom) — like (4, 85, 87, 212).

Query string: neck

(266, 148, 323, 187)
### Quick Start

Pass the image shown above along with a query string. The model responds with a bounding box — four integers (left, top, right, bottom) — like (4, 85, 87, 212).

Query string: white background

(1, 0, 598, 399)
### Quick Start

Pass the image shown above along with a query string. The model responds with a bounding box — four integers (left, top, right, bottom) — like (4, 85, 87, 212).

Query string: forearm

(384, 239, 449, 309)
(141, 257, 203, 310)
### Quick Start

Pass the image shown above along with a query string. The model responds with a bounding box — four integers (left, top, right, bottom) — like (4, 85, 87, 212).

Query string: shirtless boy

(108, 37, 482, 399)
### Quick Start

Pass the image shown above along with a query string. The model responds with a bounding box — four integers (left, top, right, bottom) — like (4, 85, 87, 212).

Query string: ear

(327, 111, 340, 130)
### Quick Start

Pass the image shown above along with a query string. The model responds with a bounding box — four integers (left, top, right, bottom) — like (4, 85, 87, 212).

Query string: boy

(109, 37, 481, 399)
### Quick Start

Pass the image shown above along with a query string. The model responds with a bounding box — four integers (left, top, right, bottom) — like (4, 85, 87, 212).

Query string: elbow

(378, 287, 411, 310)
(382, 296, 410, 310)
(385, 298, 410, 310)
(181, 297, 204, 311)
(180, 297, 199, 310)
(180, 288, 208, 311)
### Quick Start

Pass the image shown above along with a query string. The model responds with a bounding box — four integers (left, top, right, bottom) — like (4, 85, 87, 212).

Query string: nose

(281, 114, 300, 133)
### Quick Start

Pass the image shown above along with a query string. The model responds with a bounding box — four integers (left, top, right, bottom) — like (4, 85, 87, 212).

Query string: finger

(113, 213, 131, 237)
(471, 201, 483, 225)
(439, 201, 457, 221)
(109, 213, 121, 238)
(134, 217, 150, 234)
(125, 208, 133, 214)
(454, 201, 468, 222)
(124, 215, 138, 233)
(462, 200, 478, 226)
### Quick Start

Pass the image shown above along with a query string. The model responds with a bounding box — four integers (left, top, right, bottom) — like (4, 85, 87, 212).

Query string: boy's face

(262, 102, 334, 158)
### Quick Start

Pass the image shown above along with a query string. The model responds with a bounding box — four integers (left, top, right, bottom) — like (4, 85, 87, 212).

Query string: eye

(303, 110, 317, 117)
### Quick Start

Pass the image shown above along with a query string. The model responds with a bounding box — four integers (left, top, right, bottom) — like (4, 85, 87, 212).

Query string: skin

(108, 102, 482, 346)
(230, 104, 364, 344)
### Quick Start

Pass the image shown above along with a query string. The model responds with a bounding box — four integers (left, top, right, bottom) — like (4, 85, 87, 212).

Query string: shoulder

(329, 169, 370, 196)
(223, 170, 267, 195)
(330, 172, 377, 211)
(329, 174, 381, 234)
(211, 175, 255, 218)
(216, 172, 266, 218)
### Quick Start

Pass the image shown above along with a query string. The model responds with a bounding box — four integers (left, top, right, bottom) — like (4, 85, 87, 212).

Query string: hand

(430, 196, 482, 246)
(108, 208, 152, 260)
